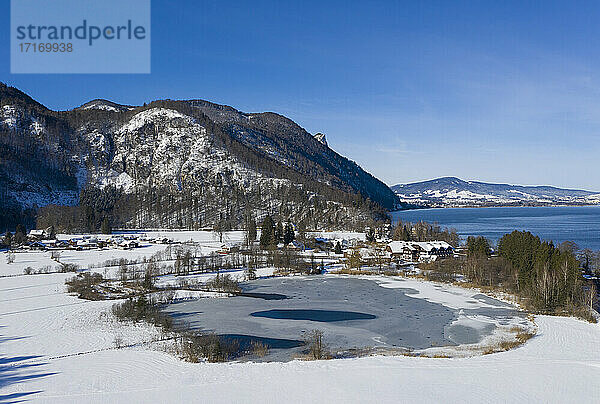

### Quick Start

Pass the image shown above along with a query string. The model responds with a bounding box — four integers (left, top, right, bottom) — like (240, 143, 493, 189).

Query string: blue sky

(1, 0, 599, 190)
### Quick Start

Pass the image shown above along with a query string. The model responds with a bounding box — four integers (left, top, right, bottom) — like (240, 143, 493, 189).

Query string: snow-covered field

(0, 230, 246, 278)
(1, 232, 600, 403)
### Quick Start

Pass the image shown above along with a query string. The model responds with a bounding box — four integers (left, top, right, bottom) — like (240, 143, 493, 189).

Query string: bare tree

(347, 249, 361, 270)
(305, 329, 328, 360)
(119, 260, 128, 282)
(588, 282, 597, 311)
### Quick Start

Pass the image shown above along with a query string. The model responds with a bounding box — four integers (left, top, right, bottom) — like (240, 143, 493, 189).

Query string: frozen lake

(163, 276, 525, 361)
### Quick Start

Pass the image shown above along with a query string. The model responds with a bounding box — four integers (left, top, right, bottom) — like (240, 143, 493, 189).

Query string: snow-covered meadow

(1, 231, 599, 403)
(0, 230, 246, 278)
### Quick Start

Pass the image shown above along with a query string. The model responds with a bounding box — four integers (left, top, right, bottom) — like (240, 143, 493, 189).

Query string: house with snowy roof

(387, 240, 454, 262)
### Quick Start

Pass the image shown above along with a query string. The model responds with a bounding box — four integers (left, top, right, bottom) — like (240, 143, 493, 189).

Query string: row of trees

(496, 231, 587, 312)
(2, 224, 28, 247)
(259, 215, 295, 249)
(392, 220, 459, 246)
(35, 179, 380, 234)
(423, 231, 597, 320)
(578, 248, 600, 276)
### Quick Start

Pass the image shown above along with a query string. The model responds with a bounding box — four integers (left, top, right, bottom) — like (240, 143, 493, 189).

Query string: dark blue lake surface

(390, 206, 600, 250)
(250, 309, 376, 322)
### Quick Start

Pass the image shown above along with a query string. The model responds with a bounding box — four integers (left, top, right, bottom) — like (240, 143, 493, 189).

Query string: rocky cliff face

(0, 83, 398, 230)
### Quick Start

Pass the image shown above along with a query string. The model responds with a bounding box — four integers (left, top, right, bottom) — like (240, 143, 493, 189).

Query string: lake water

(390, 206, 600, 250)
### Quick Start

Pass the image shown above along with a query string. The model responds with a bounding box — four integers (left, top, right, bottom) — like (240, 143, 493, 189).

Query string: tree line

(392, 220, 459, 246)
(423, 231, 597, 321)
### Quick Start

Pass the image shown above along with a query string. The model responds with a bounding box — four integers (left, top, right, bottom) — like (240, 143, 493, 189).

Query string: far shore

(391, 203, 600, 212)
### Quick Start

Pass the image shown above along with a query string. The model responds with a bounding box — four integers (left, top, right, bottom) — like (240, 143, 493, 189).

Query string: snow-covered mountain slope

(0, 83, 396, 230)
(392, 177, 600, 207)
(106, 108, 265, 190)
(188, 99, 398, 209)
(76, 99, 134, 112)
(0, 87, 84, 228)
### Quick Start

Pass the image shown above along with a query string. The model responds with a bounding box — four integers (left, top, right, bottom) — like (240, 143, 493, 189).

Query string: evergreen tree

(283, 223, 295, 245)
(15, 224, 26, 235)
(334, 241, 342, 254)
(295, 221, 307, 243)
(246, 266, 257, 280)
(260, 216, 275, 249)
(14, 224, 26, 244)
(275, 221, 284, 243)
(402, 226, 412, 241)
(101, 217, 112, 234)
(4, 232, 13, 247)
(498, 231, 541, 290)
(466, 236, 491, 258)
(247, 217, 257, 243)
(497, 230, 584, 312)
(309, 254, 316, 274)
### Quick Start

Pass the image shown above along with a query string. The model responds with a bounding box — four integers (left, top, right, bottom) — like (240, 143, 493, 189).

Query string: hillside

(392, 177, 600, 208)
(0, 83, 400, 231)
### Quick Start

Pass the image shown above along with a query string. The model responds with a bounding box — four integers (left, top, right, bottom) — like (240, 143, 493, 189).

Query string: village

(1, 223, 458, 279)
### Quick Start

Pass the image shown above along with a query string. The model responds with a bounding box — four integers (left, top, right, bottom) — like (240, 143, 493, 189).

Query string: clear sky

(1, 0, 599, 191)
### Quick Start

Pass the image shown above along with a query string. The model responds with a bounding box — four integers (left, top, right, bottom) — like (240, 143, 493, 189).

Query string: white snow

(1, 104, 18, 129)
(96, 169, 135, 191)
(119, 108, 191, 133)
(1, 234, 599, 403)
(586, 193, 600, 203)
(103, 107, 284, 194)
(0, 231, 248, 278)
(84, 104, 120, 112)
(375, 276, 512, 310)
(128, 230, 246, 244)
(307, 231, 366, 242)
(168, 289, 232, 300)
(29, 117, 45, 136)
(155, 266, 276, 289)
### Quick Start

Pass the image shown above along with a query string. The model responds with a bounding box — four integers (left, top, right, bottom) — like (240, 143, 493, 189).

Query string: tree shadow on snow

(0, 329, 57, 403)
(0, 336, 29, 344)
(0, 391, 43, 404)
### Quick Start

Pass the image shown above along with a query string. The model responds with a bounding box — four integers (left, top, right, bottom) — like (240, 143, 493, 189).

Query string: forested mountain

(75, 99, 134, 112)
(392, 177, 600, 207)
(0, 83, 399, 231)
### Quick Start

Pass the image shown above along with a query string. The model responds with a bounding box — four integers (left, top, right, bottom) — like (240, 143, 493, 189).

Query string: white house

(387, 240, 454, 262)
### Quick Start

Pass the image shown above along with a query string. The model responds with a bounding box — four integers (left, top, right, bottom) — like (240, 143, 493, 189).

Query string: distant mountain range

(391, 177, 600, 208)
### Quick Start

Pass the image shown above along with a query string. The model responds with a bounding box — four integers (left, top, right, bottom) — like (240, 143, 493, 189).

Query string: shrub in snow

(6, 251, 15, 264)
(205, 274, 241, 293)
(111, 296, 174, 330)
(176, 333, 240, 363)
(66, 272, 104, 300)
